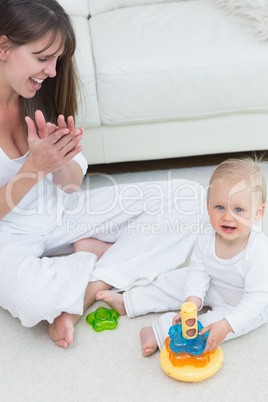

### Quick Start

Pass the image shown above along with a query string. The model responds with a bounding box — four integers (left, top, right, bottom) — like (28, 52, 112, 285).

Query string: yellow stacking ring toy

(159, 302, 223, 382)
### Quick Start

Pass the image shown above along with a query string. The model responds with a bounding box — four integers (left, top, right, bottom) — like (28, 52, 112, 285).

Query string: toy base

(160, 346, 223, 382)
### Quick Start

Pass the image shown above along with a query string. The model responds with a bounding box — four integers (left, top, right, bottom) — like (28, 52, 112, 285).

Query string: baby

(97, 157, 268, 356)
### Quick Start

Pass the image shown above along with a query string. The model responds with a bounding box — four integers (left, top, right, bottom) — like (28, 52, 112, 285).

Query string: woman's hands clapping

(25, 110, 83, 177)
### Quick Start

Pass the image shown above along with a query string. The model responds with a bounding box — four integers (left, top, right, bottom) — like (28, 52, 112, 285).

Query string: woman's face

(1, 32, 63, 99)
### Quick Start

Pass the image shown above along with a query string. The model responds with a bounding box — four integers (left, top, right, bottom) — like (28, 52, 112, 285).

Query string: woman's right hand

(25, 111, 82, 176)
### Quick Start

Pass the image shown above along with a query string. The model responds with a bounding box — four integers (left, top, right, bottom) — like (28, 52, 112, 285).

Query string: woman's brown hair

(0, 0, 79, 124)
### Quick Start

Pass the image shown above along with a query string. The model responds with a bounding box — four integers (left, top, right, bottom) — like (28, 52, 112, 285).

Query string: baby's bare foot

(96, 290, 126, 316)
(140, 326, 158, 357)
(48, 312, 76, 348)
(74, 238, 113, 261)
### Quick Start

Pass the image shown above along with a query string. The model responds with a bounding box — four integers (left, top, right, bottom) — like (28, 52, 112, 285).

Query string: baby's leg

(140, 327, 158, 357)
(152, 312, 178, 351)
(124, 268, 187, 318)
(139, 312, 177, 357)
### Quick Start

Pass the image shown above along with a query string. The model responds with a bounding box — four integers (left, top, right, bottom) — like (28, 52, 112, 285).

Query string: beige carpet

(1, 157, 268, 402)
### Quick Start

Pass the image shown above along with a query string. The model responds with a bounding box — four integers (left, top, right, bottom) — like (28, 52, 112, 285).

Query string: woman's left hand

(35, 110, 84, 144)
(32, 110, 84, 192)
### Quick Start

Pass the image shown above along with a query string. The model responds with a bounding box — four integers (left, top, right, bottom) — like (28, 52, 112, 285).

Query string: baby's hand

(185, 296, 202, 310)
(199, 318, 233, 352)
(172, 313, 182, 326)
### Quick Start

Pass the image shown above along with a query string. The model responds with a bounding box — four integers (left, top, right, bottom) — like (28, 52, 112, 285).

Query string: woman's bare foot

(140, 326, 158, 357)
(49, 281, 111, 347)
(96, 290, 126, 316)
(74, 238, 113, 260)
(48, 312, 78, 348)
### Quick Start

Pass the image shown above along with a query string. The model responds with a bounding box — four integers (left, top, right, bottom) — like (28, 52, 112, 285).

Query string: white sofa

(58, 0, 268, 165)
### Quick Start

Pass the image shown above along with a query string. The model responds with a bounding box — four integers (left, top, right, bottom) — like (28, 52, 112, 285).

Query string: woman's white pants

(0, 179, 206, 327)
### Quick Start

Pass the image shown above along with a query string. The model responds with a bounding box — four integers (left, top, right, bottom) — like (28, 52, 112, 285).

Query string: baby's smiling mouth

(221, 226, 236, 232)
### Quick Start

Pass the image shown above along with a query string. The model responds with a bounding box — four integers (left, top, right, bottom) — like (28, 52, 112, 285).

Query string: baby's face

(207, 177, 264, 242)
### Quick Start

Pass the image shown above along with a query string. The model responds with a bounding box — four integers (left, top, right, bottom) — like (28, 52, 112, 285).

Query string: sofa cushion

(90, 1, 268, 125)
(58, 0, 90, 17)
(88, 0, 179, 16)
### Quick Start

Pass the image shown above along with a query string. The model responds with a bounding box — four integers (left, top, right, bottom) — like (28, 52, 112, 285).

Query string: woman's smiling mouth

(29, 76, 44, 90)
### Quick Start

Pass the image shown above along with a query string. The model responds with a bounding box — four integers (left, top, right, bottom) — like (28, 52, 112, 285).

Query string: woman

(0, 0, 206, 347)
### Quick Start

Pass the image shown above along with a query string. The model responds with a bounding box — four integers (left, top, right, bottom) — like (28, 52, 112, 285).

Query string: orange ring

(159, 346, 223, 382)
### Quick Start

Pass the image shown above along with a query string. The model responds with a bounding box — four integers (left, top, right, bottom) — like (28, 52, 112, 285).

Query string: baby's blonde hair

(207, 156, 266, 204)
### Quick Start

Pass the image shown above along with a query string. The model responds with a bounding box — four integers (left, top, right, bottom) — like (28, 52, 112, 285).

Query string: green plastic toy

(86, 306, 120, 332)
